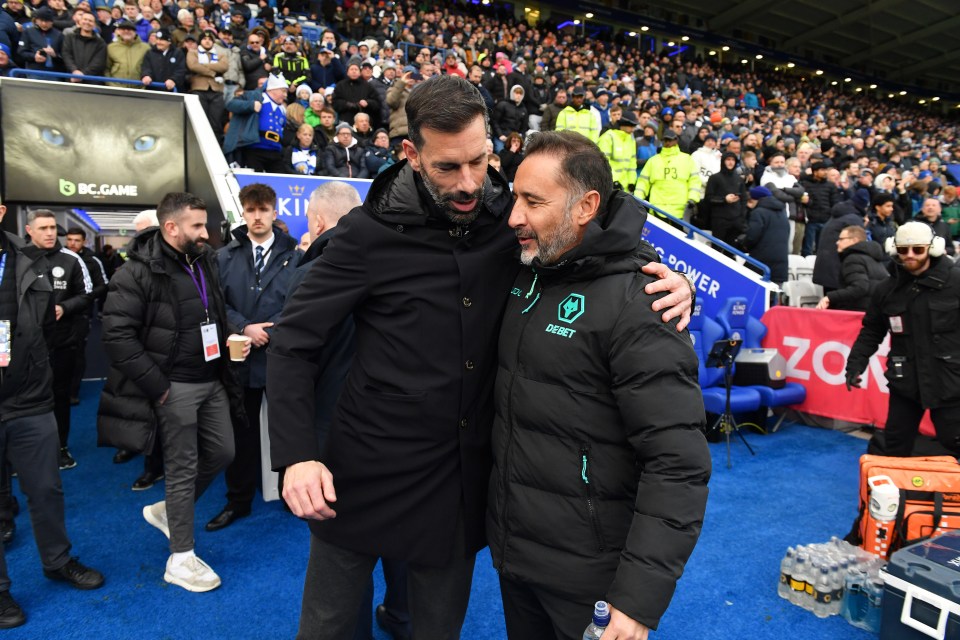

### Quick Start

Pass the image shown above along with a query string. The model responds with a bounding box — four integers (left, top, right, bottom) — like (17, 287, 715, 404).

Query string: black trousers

(192, 89, 225, 145)
(51, 346, 78, 449)
(242, 147, 287, 174)
(297, 510, 474, 640)
(223, 386, 264, 509)
(499, 576, 597, 640)
(880, 392, 960, 457)
(0, 412, 72, 590)
(69, 334, 88, 401)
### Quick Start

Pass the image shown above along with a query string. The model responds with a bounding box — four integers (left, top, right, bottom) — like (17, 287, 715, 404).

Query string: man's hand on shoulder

(641, 263, 694, 331)
(599, 605, 649, 640)
(282, 460, 338, 520)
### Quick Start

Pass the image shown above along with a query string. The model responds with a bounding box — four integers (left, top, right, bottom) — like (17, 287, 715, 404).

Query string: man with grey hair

(133, 209, 159, 232)
(268, 76, 693, 638)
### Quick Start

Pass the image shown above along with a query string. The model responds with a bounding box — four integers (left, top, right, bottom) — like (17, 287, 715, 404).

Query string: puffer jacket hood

(841, 238, 884, 262)
(125, 226, 214, 273)
(509, 83, 525, 103)
(720, 151, 738, 174)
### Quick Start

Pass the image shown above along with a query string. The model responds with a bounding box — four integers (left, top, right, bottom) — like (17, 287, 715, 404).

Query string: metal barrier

(9, 69, 175, 91)
(637, 198, 772, 282)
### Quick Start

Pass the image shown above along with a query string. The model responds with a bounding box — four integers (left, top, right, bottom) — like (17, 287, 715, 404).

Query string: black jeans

(880, 392, 960, 456)
(0, 412, 72, 590)
(297, 510, 474, 640)
(499, 576, 597, 640)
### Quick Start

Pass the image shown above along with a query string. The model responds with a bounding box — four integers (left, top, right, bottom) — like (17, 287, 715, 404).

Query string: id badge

(889, 316, 904, 334)
(0, 320, 10, 367)
(200, 322, 221, 362)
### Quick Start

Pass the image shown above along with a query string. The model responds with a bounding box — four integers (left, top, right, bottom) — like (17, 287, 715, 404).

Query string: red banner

(760, 306, 934, 435)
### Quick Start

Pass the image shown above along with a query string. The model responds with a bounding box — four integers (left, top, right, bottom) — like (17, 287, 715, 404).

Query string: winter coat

(744, 195, 790, 284)
(0, 234, 55, 422)
(540, 101, 564, 132)
(800, 175, 840, 223)
(487, 190, 710, 631)
(106, 36, 149, 83)
(828, 241, 889, 311)
(217, 226, 299, 388)
(239, 47, 270, 91)
(762, 167, 804, 222)
(847, 256, 960, 409)
(266, 160, 517, 565)
(636, 145, 701, 218)
(140, 45, 186, 91)
(186, 44, 229, 92)
(492, 86, 528, 139)
(704, 152, 747, 226)
(61, 30, 106, 76)
(17, 24, 64, 72)
(813, 201, 867, 290)
(385, 80, 409, 139)
(223, 87, 264, 154)
(308, 57, 345, 91)
(914, 214, 957, 257)
(331, 75, 380, 129)
(362, 144, 392, 176)
(97, 228, 245, 454)
(323, 138, 368, 179)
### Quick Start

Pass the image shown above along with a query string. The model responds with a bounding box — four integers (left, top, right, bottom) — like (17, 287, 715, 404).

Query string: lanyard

(180, 260, 209, 321)
(0, 252, 6, 288)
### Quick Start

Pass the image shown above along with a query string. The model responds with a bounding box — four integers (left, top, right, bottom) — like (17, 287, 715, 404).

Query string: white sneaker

(143, 501, 170, 539)
(164, 554, 221, 593)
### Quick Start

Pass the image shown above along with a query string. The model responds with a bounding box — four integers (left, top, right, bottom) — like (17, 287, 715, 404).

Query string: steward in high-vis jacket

(635, 128, 701, 218)
(846, 221, 960, 457)
(597, 109, 639, 192)
(554, 86, 601, 143)
(487, 131, 711, 637)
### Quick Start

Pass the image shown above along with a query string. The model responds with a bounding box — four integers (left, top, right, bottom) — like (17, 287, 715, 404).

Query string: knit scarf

(197, 46, 219, 65)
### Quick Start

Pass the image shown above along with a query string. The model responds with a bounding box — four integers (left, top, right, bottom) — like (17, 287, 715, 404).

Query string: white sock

(170, 550, 196, 566)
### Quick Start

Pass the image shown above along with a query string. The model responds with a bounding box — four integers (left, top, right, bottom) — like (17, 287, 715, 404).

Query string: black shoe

(113, 449, 137, 464)
(58, 448, 77, 470)
(43, 558, 104, 590)
(131, 470, 164, 491)
(0, 520, 14, 545)
(0, 591, 25, 629)
(375, 604, 412, 640)
(205, 506, 251, 532)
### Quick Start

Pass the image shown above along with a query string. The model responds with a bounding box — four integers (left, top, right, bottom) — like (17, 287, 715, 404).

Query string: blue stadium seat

(688, 302, 762, 415)
(715, 296, 806, 431)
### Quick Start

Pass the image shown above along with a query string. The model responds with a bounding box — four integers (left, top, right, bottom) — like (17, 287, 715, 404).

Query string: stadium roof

(558, 1, 960, 97)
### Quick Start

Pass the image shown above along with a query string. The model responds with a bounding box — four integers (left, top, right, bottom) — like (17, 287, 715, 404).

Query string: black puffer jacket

(847, 256, 960, 409)
(827, 240, 889, 311)
(801, 174, 840, 223)
(813, 201, 866, 290)
(0, 234, 56, 422)
(487, 191, 711, 630)
(744, 195, 790, 284)
(97, 228, 245, 453)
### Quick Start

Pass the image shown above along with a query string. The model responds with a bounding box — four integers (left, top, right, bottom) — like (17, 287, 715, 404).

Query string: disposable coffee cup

(228, 334, 251, 361)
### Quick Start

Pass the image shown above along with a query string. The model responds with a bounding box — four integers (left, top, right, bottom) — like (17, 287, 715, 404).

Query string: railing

(637, 197, 773, 282)
(8, 69, 175, 91)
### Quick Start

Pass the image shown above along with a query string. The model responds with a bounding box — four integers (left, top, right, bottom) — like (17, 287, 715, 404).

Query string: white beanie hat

(265, 73, 289, 92)
(894, 221, 934, 246)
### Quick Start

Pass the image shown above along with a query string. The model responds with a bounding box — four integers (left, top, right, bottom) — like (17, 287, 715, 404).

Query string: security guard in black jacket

(846, 221, 960, 456)
(24, 211, 91, 470)
(487, 131, 710, 638)
(0, 203, 104, 629)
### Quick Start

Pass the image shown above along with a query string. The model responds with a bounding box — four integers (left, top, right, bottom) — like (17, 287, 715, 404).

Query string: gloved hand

(845, 369, 863, 391)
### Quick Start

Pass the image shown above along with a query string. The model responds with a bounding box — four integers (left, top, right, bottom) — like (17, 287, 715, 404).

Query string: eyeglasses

(896, 245, 929, 256)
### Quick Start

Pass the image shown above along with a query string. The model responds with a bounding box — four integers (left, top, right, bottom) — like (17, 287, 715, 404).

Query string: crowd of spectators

(3, 0, 960, 262)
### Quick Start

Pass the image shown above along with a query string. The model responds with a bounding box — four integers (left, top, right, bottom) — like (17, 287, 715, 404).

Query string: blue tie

(254, 246, 264, 288)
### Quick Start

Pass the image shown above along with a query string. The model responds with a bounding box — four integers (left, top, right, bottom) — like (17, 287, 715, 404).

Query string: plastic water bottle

(582, 601, 610, 640)
(790, 554, 808, 606)
(813, 565, 832, 618)
(828, 563, 843, 617)
(778, 547, 795, 600)
(863, 578, 884, 633)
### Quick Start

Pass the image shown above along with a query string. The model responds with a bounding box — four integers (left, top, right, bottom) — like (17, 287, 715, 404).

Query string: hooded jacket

(636, 144, 701, 218)
(487, 191, 710, 630)
(267, 161, 519, 565)
(828, 240, 889, 311)
(704, 151, 747, 224)
(323, 134, 368, 178)
(331, 73, 381, 129)
(744, 195, 790, 283)
(492, 83, 528, 139)
(813, 200, 867, 290)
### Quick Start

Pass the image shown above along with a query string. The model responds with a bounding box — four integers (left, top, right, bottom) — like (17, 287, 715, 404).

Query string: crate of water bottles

(778, 536, 886, 632)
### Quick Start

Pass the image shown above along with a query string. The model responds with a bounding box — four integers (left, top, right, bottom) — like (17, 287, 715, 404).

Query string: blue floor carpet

(0, 381, 876, 639)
